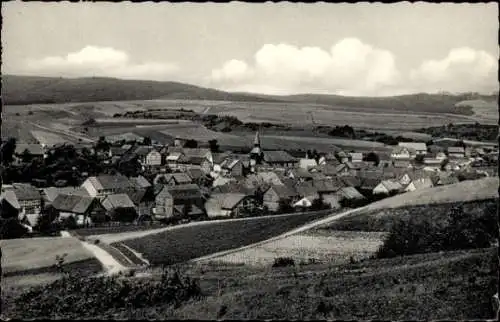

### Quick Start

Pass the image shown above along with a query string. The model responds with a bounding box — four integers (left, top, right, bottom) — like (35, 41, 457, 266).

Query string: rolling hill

(3, 75, 497, 117)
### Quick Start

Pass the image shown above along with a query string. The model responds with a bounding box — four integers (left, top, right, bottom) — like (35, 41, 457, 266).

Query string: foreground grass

(70, 248, 499, 320)
(118, 212, 330, 266)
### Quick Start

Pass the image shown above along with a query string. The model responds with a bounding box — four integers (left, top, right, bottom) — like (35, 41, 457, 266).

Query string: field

(456, 99, 498, 122)
(203, 230, 387, 267)
(117, 211, 331, 266)
(1, 236, 97, 275)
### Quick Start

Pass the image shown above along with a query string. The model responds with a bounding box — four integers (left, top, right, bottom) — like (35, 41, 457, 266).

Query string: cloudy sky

(2, 2, 498, 96)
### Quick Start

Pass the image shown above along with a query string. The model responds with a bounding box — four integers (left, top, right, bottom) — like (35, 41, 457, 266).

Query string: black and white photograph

(0, 1, 498, 320)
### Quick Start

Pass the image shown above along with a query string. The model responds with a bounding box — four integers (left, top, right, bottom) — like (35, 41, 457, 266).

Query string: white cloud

(22, 46, 179, 81)
(209, 39, 498, 96)
(209, 38, 401, 96)
(409, 47, 498, 94)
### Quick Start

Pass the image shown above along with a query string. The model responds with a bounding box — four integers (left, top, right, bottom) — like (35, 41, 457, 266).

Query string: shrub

(272, 257, 295, 268)
(8, 268, 202, 319)
(377, 202, 499, 258)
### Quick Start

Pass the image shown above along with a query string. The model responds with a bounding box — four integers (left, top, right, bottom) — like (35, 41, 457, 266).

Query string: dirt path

(80, 241, 128, 276)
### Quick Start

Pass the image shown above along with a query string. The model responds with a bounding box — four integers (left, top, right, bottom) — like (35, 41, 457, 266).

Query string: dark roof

(339, 176, 361, 188)
(102, 193, 136, 210)
(110, 147, 127, 156)
(167, 184, 203, 200)
(88, 175, 132, 190)
(51, 194, 95, 214)
(213, 152, 232, 164)
(267, 184, 298, 198)
(130, 175, 152, 189)
(295, 182, 319, 198)
(359, 177, 382, 190)
(263, 150, 297, 163)
(178, 155, 209, 165)
(11, 183, 41, 201)
(186, 168, 206, 180)
(312, 179, 343, 193)
(212, 182, 253, 194)
(132, 146, 157, 157)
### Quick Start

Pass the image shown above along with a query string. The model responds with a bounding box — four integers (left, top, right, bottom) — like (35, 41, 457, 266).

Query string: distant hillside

(1, 75, 287, 105)
(3, 75, 496, 116)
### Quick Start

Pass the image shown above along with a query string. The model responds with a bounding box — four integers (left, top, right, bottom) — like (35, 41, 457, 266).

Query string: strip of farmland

(116, 211, 330, 266)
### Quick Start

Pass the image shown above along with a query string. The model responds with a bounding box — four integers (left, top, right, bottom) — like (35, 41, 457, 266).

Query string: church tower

(249, 130, 263, 172)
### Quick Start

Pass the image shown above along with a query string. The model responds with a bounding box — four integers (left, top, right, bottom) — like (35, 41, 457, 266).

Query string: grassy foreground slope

(119, 248, 497, 320)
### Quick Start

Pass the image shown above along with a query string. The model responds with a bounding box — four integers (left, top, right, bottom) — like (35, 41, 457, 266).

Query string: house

(299, 158, 318, 170)
(391, 146, 416, 160)
(263, 184, 300, 212)
(166, 151, 184, 171)
(245, 171, 284, 189)
(404, 177, 434, 192)
(348, 152, 363, 163)
(81, 175, 134, 199)
(41, 186, 90, 206)
(373, 180, 404, 195)
(311, 179, 343, 195)
(50, 194, 105, 226)
(127, 186, 156, 220)
(153, 187, 174, 219)
(106, 132, 144, 144)
(205, 193, 259, 218)
(398, 142, 427, 155)
(14, 144, 45, 163)
(220, 157, 244, 177)
(318, 153, 340, 166)
(398, 170, 429, 186)
(393, 159, 413, 168)
(109, 146, 129, 158)
(186, 168, 212, 186)
(339, 175, 361, 188)
(358, 177, 382, 195)
(423, 152, 447, 166)
(336, 151, 349, 164)
(1, 183, 42, 216)
(161, 184, 206, 218)
(335, 187, 366, 203)
(183, 148, 213, 165)
(212, 152, 233, 173)
(212, 175, 237, 188)
(293, 183, 320, 209)
(129, 146, 162, 167)
(177, 155, 212, 174)
(321, 194, 342, 210)
(262, 150, 298, 169)
(154, 173, 193, 186)
(101, 193, 138, 222)
(287, 168, 314, 181)
(316, 164, 338, 178)
(447, 147, 466, 159)
(129, 175, 152, 190)
(335, 164, 351, 175)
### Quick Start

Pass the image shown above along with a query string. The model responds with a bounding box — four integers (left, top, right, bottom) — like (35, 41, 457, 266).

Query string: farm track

(28, 122, 95, 143)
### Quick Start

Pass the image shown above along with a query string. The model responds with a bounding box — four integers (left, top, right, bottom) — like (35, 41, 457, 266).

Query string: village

(0, 127, 498, 238)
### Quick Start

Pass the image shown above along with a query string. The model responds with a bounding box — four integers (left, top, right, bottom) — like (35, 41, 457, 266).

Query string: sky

(2, 2, 499, 96)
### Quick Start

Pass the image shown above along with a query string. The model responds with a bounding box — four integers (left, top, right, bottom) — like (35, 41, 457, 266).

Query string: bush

(272, 257, 295, 268)
(8, 268, 202, 319)
(377, 202, 498, 258)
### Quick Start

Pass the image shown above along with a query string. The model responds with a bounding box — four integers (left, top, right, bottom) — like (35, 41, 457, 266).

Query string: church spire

(253, 130, 261, 147)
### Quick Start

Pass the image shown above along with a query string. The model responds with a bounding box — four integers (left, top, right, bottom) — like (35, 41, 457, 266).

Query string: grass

(204, 231, 386, 267)
(118, 212, 330, 266)
(320, 198, 497, 232)
(363, 177, 498, 212)
(46, 247, 495, 320)
(0, 236, 96, 274)
(169, 248, 497, 320)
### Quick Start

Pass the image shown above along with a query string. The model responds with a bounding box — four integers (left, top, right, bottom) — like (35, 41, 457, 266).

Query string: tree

(208, 139, 220, 153)
(364, 152, 380, 166)
(277, 199, 294, 214)
(1, 138, 17, 165)
(21, 149, 33, 163)
(311, 197, 329, 211)
(184, 139, 198, 148)
(440, 158, 449, 171)
(142, 136, 152, 146)
(414, 154, 425, 164)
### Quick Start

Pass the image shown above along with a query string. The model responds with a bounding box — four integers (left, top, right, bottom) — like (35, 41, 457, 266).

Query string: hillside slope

(3, 75, 495, 117)
(2, 75, 286, 105)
